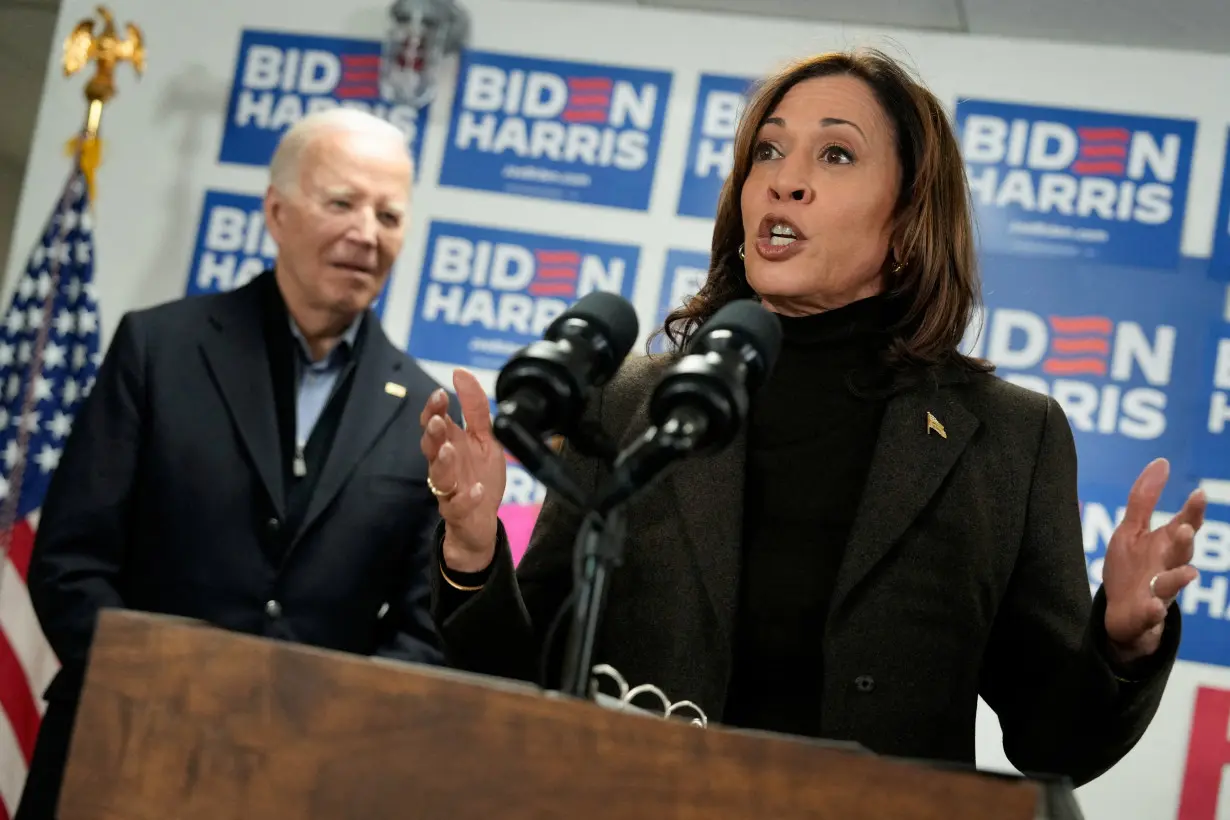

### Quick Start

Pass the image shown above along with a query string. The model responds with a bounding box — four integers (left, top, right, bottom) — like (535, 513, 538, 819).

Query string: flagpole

(0, 4, 144, 569)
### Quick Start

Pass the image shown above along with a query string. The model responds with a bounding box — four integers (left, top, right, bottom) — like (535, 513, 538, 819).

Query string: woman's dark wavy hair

(653, 48, 992, 374)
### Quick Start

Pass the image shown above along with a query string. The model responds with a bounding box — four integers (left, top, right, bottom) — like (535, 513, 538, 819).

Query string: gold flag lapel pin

(927, 411, 947, 439)
(385, 382, 407, 398)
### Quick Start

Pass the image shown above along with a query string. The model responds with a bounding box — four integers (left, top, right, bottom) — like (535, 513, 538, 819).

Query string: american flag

(0, 167, 99, 817)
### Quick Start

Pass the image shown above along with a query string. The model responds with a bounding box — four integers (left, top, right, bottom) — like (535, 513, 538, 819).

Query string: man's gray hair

(268, 108, 411, 194)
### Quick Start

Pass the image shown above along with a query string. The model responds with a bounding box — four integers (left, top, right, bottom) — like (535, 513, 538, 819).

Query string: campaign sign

(1209, 130, 1230, 282)
(219, 29, 427, 172)
(677, 74, 753, 219)
(648, 249, 710, 353)
(187, 189, 389, 316)
(408, 220, 640, 371)
(955, 99, 1196, 269)
(1186, 322, 1230, 481)
(437, 50, 672, 210)
(961, 256, 1219, 484)
(1081, 480, 1230, 669)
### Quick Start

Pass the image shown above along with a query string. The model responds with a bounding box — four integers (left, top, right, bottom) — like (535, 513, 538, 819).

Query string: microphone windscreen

(548, 291, 640, 362)
(690, 299, 783, 376)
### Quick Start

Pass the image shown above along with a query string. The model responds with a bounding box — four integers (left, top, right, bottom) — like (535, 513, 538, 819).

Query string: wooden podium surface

(58, 609, 1048, 819)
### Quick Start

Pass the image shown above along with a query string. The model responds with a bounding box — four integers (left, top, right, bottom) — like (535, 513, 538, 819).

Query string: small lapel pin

(385, 382, 406, 398)
(927, 411, 947, 439)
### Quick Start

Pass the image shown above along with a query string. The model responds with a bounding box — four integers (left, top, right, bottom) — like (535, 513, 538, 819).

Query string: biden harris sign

(407, 220, 640, 371)
(955, 99, 1196, 270)
(219, 29, 427, 171)
(677, 74, 751, 219)
(963, 255, 1221, 486)
(1081, 482, 1230, 670)
(437, 50, 672, 211)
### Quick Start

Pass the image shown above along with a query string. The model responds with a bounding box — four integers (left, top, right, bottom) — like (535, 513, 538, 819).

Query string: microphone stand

(557, 408, 709, 700)
(559, 506, 627, 698)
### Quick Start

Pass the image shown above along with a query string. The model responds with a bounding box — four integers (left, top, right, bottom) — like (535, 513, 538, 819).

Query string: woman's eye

(822, 145, 853, 164)
(753, 141, 782, 161)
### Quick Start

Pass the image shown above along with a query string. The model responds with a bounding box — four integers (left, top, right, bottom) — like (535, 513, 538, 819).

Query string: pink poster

(498, 503, 542, 566)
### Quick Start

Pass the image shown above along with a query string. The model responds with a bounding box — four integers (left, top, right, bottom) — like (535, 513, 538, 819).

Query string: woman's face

(740, 74, 902, 315)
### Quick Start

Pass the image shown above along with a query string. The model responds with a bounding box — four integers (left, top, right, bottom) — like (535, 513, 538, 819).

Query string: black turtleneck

(721, 293, 899, 739)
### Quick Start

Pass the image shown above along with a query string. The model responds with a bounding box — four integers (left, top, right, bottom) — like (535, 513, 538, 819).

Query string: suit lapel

(615, 383, 746, 646)
(669, 433, 745, 644)
(829, 370, 980, 618)
(292, 319, 406, 545)
(199, 282, 284, 517)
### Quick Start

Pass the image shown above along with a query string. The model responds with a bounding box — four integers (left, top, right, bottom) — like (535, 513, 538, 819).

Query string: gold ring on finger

(427, 476, 458, 501)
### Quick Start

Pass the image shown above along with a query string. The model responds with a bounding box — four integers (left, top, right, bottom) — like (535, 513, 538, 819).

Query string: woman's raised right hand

(419, 368, 507, 573)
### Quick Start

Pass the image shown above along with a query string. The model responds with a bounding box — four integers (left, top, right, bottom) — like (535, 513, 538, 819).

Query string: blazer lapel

(615, 383, 746, 647)
(829, 369, 980, 618)
(292, 318, 406, 545)
(199, 285, 284, 518)
(669, 433, 745, 645)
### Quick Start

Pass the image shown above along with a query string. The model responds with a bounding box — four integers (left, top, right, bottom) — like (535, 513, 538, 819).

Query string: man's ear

(263, 185, 284, 245)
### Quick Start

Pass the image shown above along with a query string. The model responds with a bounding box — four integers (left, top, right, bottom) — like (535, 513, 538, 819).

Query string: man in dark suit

(17, 108, 456, 818)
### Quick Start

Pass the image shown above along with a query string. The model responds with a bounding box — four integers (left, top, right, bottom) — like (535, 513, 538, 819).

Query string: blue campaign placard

(1185, 321, 1230, 481)
(1208, 130, 1230, 282)
(186, 189, 388, 316)
(1080, 478, 1229, 670)
(677, 74, 754, 219)
(437, 49, 673, 211)
(408, 220, 640, 371)
(647, 249, 710, 353)
(955, 99, 1196, 270)
(219, 28, 427, 174)
(960, 254, 1222, 485)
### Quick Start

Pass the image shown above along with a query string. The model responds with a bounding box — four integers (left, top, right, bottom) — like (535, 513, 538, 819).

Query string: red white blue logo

(219, 29, 427, 172)
(407, 220, 640, 371)
(955, 100, 1196, 270)
(677, 74, 751, 219)
(186, 189, 389, 316)
(437, 50, 672, 211)
(963, 257, 1217, 484)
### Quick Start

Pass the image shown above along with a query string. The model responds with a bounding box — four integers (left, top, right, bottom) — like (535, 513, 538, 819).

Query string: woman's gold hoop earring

(738, 243, 745, 260)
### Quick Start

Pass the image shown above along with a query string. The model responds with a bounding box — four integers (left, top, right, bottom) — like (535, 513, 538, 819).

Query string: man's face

(265, 128, 412, 318)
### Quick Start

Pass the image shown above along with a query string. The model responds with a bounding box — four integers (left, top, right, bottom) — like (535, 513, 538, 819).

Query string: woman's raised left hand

(1101, 457, 1206, 663)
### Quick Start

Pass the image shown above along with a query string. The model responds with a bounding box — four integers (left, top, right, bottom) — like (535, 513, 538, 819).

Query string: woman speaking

(418, 48, 1203, 785)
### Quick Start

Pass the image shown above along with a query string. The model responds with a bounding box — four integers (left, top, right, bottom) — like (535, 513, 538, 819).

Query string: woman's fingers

(419, 388, 449, 429)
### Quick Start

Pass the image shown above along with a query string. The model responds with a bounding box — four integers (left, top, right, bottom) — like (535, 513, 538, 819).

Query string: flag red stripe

(0, 628, 40, 764)
(7, 520, 35, 582)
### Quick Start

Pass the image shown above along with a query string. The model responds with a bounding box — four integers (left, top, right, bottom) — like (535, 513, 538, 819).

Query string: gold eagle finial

(62, 5, 145, 105)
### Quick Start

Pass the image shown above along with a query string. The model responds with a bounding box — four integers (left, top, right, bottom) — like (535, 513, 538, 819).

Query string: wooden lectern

(58, 609, 1082, 819)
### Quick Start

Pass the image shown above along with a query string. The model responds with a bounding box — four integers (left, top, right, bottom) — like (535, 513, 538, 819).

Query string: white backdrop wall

(6, 1, 1230, 818)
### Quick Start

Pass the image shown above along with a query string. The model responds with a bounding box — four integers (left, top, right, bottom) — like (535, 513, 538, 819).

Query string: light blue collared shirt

(288, 313, 364, 447)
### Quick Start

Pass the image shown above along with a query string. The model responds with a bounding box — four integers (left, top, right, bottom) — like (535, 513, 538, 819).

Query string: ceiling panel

(961, 0, 1230, 54)
(641, 0, 964, 31)
(0, 4, 57, 167)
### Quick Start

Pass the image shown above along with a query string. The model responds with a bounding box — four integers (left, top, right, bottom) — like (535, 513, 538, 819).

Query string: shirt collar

(288, 311, 364, 368)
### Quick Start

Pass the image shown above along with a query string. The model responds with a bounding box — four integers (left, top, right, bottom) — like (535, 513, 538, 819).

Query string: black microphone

(494, 290, 639, 437)
(493, 291, 639, 508)
(593, 299, 782, 514)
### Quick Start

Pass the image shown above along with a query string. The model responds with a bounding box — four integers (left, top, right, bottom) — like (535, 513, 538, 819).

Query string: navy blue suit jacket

(29, 273, 453, 703)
